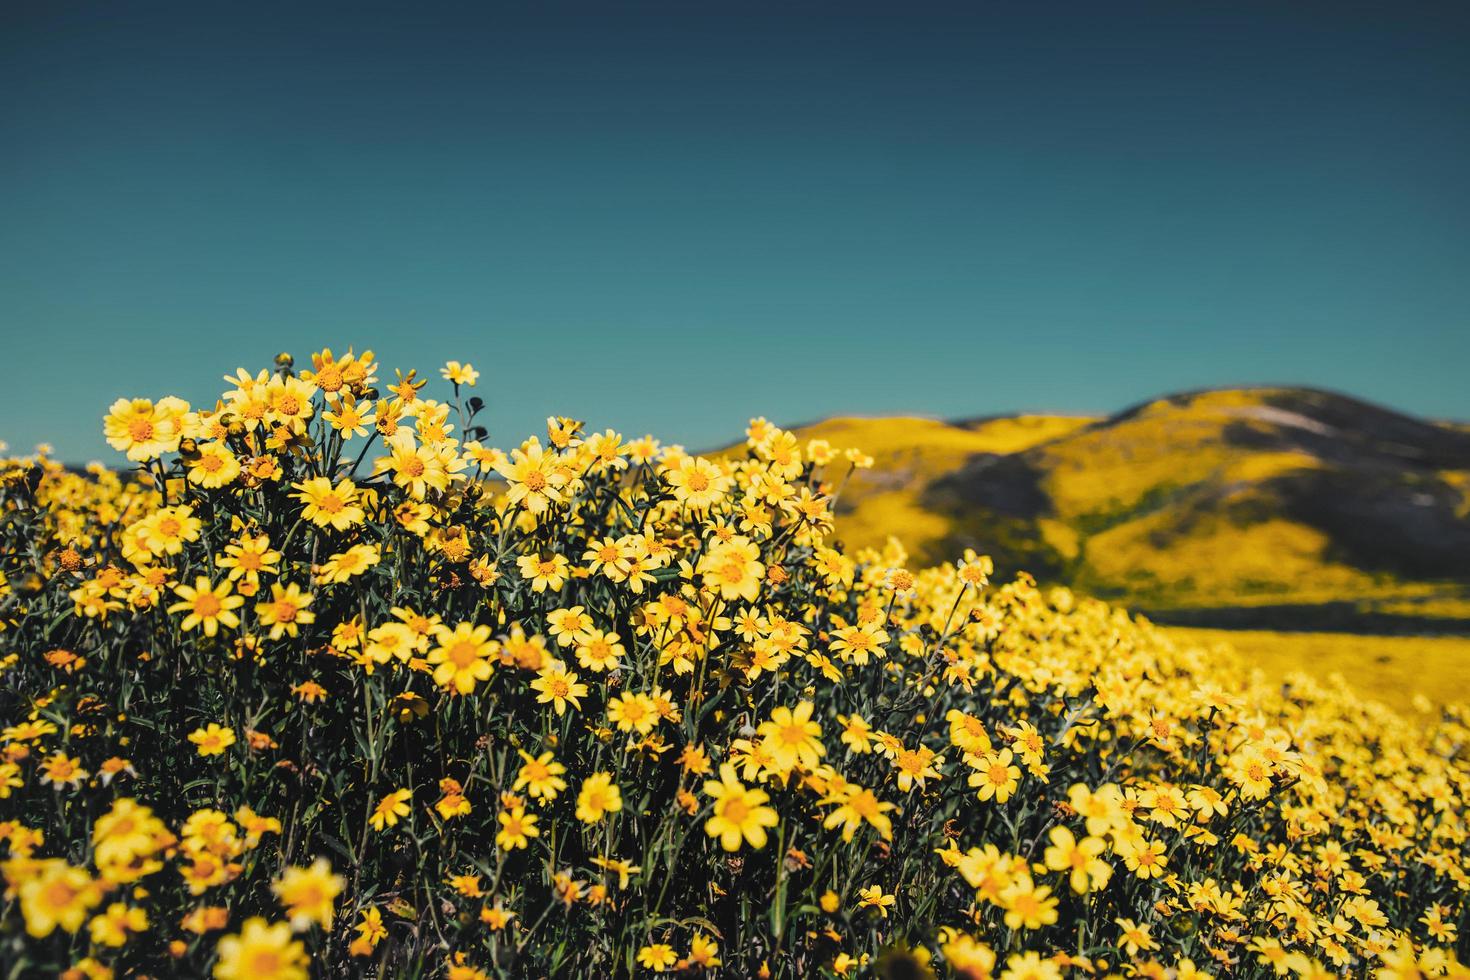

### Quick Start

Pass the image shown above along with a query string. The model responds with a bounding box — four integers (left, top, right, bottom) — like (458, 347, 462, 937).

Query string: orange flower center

(778, 725, 808, 747)
(248, 951, 284, 972)
(44, 878, 80, 908)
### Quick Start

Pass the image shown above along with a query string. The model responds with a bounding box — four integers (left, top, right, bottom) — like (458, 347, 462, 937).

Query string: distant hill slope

(794, 388, 1470, 631)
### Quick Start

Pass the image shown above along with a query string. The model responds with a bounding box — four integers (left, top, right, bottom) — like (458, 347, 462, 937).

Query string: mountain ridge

(781, 386, 1470, 633)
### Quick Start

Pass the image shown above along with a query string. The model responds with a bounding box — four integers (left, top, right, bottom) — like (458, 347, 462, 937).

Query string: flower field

(1, 350, 1466, 979)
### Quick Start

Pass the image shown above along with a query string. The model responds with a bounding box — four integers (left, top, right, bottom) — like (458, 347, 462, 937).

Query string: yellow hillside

(794, 414, 1093, 557)
(787, 388, 1470, 627)
(1168, 626, 1470, 713)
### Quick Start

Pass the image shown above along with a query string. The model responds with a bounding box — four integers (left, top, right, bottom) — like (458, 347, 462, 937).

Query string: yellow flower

(942, 933, 996, 980)
(829, 623, 889, 666)
(1067, 782, 1127, 836)
(218, 534, 281, 591)
(1230, 750, 1276, 801)
(254, 583, 315, 640)
(892, 744, 943, 792)
(821, 785, 895, 842)
(441, 361, 479, 386)
(237, 806, 284, 846)
(513, 750, 568, 801)
(496, 806, 540, 851)
(15, 860, 104, 937)
(139, 505, 202, 556)
(584, 429, 628, 473)
(213, 917, 308, 980)
(291, 477, 365, 531)
(968, 748, 1021, 803)
(261, 375, 316, 429)
(606, 691, 660, 735)
(545, 605, 593, 647)
(697, 535, 764, 602)
(838, 713, 875, 754)
(92, 799, 166, 881)
(5, 719, 59, 742)
(89, 901, 149, 946)
(370, 789, 412, 831)
(575, 772, 623, 824)
(435, 778, 472, 819)
(662, 455, 731, 511)
(1174, 959, 1214, 980)
(1116, 836, 1168, 879)
(493, 438, 565, 515)
(637, 944, 678, 972)
(188, 724, 237, 757)
(999, 952, 1060, 980)
(530, 661, 588, 716)
(702, 763, 779, 852)
(374, 429, 460, 499)
(956, 552, 993, 588)
(687, 933, 722, 968)
(104, 396, 187, 460)
(946, 710, 993, 757)
(757, 701, 826, 773)
(856, 885, 896, 918)
(426, 622, 496, 695)
(574, 628, 624, 672)
(324, 393, 370, 439)
(300, 347, 375, 392)
(168, 577, 244, 636)
(364, 621, 417, 666)
(1000, 878, 1059, 931)
(517, 551, 570, 592)
(271, 858, 344, 931)
(0, 761, 22, 798)
(188, 441, 241, 488)
(351, 905, 387, 953)
(589, 855, 641, 889)
(1115, 918, 1159, 957)
(39, 752, 88, 788)
(316, 544, 380, 584)
(479, 903, 515, 931)
(1042, 826, 1112, 894)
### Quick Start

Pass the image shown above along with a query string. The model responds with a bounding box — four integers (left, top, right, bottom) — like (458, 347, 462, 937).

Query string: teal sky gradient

(2, 1, 1468, 461)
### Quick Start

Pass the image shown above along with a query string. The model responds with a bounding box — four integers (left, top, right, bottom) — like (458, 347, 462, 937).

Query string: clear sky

(3, 0, 1468, 462)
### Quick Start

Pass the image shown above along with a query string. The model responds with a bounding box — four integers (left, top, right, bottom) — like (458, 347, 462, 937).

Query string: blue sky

(3, 0, 1467, 461)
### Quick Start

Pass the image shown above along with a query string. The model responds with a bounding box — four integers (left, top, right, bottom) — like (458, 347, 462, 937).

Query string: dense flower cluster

(0, 350, 1467, 978)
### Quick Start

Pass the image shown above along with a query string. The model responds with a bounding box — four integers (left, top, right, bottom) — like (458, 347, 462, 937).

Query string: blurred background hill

(785, 387, 1470, 636)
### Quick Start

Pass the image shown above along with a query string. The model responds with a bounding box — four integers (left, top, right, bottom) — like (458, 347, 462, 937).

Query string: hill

(792, 388, 1470, 631)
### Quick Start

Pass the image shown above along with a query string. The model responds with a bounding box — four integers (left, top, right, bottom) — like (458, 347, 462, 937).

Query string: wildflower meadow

(0, 349, 1465, 979)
